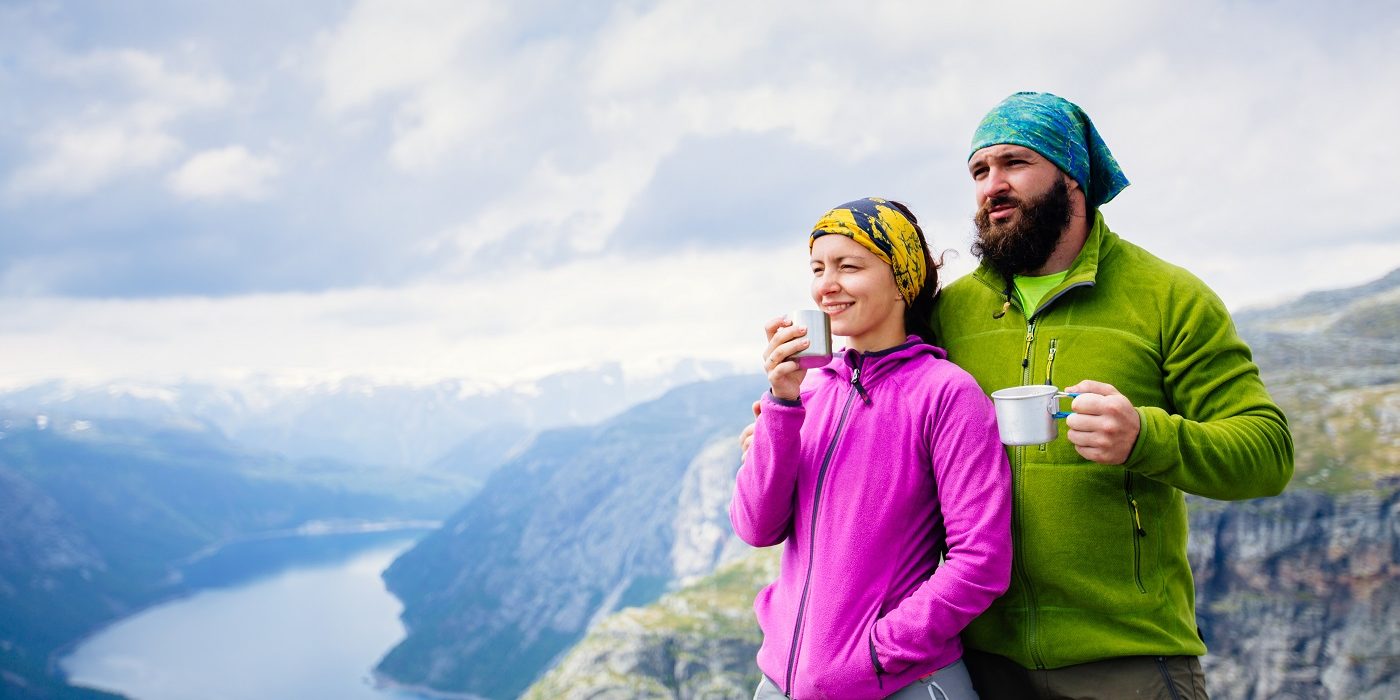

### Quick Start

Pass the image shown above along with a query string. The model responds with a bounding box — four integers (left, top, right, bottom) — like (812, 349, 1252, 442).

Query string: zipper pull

(1130, 497, 1146, 536)
(851, 367, 871, 405)
(1021, 320, 1037, 369)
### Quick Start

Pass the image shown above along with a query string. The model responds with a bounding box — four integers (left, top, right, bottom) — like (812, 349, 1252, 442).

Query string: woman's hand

(763, 315, 810, 401)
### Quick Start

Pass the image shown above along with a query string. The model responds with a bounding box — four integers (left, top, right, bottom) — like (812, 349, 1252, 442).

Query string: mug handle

(1051, 391, 1079, 419)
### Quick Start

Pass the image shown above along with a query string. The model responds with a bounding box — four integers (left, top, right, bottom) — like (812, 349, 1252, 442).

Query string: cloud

(316, 0, 497, 112)
(168, 146, 281, 200)
(1, 0, 1398, 385)
(6, 124, 181, 198)
(5, 48, 231, 199)
(0, 248, 813, 387)
(315, 0, 520, 172)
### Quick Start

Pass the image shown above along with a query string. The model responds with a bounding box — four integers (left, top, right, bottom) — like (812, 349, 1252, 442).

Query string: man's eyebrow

(971, 149, 1036, 167)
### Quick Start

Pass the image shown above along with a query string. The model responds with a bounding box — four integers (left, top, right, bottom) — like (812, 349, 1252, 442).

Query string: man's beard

(972, 177, 1072, 277)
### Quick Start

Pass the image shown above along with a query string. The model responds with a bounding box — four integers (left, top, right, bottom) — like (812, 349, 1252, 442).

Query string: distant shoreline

(48, 519, 438, 684)
(176, 517, 442, 568)
(370, 671, 493, 700)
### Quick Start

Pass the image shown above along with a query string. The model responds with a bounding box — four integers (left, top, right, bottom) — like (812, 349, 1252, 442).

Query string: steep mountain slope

(1237, 266, 1400, 490)
(375, 375, 766, 699)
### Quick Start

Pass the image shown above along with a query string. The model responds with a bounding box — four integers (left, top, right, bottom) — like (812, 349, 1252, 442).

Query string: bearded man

(930, 92, 1295, 698)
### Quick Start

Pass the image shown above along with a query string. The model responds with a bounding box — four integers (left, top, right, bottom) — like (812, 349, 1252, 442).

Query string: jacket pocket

(1016, 462, 1157, 613)
(868, 629, 885, 690)
(1125, 472, 1147, 594)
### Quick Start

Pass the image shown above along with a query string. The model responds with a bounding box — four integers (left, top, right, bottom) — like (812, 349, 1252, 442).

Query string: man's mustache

(978, 194, 1022, 219)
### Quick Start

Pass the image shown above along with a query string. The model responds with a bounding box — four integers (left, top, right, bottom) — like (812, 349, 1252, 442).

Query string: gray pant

(963, 650, 1209, 700)
(753, 659, 979, 700)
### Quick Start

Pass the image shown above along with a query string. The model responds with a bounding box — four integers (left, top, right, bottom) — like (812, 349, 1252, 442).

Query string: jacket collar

(971, 210, 1119, 318)
(824, 336, 943, 385)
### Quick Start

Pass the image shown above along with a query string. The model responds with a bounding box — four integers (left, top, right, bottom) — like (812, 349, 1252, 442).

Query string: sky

(2, 0, 1398, 388)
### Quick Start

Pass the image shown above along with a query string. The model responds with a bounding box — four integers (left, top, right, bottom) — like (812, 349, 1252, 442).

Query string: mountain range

(0, 359, 741, 513)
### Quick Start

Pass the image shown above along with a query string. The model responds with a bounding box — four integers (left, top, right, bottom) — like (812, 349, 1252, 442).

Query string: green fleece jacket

(930, 212, 1293, 670)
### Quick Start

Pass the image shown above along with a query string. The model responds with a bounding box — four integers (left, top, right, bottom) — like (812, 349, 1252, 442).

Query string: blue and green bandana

(810, 197, 926, 305)
(969, 92, 1130, 208)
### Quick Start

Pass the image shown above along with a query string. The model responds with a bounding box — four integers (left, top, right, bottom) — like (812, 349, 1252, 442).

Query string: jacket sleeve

(872, 374, 1013, 674)
(1124, 276, 1294, 499)
(729, 392, 805, 548)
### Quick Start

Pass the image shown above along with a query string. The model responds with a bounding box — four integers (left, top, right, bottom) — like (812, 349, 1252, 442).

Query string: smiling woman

(733, 197, 1012, 699)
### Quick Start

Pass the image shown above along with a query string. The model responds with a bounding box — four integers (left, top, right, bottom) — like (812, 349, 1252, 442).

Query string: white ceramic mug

(989, 385, 1079, 446)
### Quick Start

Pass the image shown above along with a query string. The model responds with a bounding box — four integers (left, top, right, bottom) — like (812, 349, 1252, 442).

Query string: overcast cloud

(2, 0, 1398, 386)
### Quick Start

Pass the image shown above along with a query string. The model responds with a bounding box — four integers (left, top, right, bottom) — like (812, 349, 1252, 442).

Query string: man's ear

(1064, 172, 1081, 191)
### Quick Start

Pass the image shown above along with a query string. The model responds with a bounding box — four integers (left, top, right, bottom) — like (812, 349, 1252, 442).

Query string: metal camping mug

(788, 309, 833, 369)
(989, 385, 1080, 446)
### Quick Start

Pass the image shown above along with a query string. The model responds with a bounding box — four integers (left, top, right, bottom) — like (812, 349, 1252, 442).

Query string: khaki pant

(963, 650, 1208, 700)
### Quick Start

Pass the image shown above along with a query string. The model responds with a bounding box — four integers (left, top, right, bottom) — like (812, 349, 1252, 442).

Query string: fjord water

(61, 530, 432, 700)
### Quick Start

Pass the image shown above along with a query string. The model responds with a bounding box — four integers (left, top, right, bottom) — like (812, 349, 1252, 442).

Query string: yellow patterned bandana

(809, 197, 926, 305)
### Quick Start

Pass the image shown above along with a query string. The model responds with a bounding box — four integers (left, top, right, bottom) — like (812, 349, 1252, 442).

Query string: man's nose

(981, 168, 1011, 198)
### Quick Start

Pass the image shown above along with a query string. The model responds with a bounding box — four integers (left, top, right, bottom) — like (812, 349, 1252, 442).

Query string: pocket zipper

(1125, 472, 1147, 594)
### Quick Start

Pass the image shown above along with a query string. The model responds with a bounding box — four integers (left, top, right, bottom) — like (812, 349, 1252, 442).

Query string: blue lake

(60, 528, 435, 700)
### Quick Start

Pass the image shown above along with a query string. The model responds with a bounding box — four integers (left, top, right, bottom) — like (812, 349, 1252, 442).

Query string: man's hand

(739, 400, 760, 454)
(1064, 380, 1141, 465)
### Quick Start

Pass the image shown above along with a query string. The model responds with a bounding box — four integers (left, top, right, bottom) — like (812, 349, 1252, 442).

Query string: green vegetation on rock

(523, 548, 779, 699)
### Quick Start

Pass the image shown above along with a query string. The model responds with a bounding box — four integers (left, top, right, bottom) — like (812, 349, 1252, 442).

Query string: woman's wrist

(767, 389, 801, 406)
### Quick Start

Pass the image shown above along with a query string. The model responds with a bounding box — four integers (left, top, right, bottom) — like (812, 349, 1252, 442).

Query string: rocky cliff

(1191, 485, 1399, 699)
(522, 550, 778, 700)
(517, 268, 1400, 699)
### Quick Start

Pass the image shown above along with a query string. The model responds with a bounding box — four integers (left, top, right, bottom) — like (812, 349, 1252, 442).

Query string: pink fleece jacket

(730, 338, 1012, 699)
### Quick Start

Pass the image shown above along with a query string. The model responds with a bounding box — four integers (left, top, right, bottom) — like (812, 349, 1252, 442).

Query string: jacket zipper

(782, 356, 865, 696)
(986, 276, 1092, 671)
(1125, 472, 1147, 593)
(1038, 338, 1059, 454)
(1015, 318, 1046, 669)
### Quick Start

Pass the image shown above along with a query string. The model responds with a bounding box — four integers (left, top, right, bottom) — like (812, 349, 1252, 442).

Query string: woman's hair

(885, 200, 943, 346)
